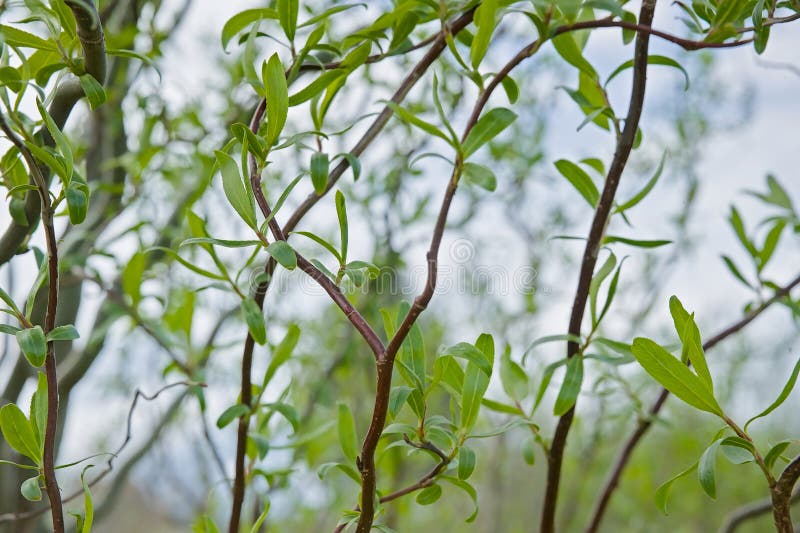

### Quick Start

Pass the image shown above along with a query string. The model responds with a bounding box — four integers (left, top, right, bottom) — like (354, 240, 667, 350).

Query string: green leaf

(292, 231, 341, 262)
(522, 436, 536, 465)
(462, 162, 497, 192)
(289, 69, 346, 106)
(66, 173, 89, 224)
(554, 159, 599, 207)
(442, 342, 492, 377)
(553, 355, 583, 415)
(221, 9, 279, 51)
(79, 75, 106, 110)
(458, 446, 476, 480)
(0, 403, 41, 464)
(46, 325, 79, 342)
(764, 441, 792, 470)
(698, 439, 722, 498)
(310, 152, 329, 195)
(263, 324, 300, 387)
(655, 462, 697, 514)
(470, 0, 498, 68)
(21, 476, 42, 501)
(441, 476, 480, 522)
(631, 338, 723, 416)
(416, 484, 442, 505)
(385, 102, 455, 146)
(335, 190, 348, 264)
(462, 108, 517, 158)
(614, 153, 666, 214)
(216, 151, 257, 229)
(603, 236, 672, 248)
(249, 499, 271, 533)
(669, 296, 713, 389)
(216, 404, 250, 429)
(500, 76, 519, 104)
(181, 238, 261, 249)
(757, 220, 785, 272)
(337, 403, 359, 462)
(317, 462, 360, 484)
(720, 436, 755, 464)
(277, 0, 299, 41)
(721, 255, 753, 288)
(241, 298, 266, 345)
(729, 206, 756, 256)
(744, 356, 800, 432)
(461, 334, 494, 431)
(388, 386, 413, 419)
(16, 326, 47, 367)
(80, 466, 94, 533)
(266, 241, 297, 270)
(263, 54, 289, 145)
(122, 251, 146, 306)
(606, 56, 689, 90)
(0, 25, 57, 51)
(29, 372, 47, 450)
(481, 398, 524, 416)
(551, 34, 597, 78)
(499, 345, 528, 401)
(36, 99, 72, 181)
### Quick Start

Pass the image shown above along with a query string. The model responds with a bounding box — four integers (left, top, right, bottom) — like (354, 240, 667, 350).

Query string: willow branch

(720, 487, 800, 533)
(0, 0, 106, 265)
(586, 273, 800, 532)
(773, 455, 800, 532)
(541, 1, 658, 531)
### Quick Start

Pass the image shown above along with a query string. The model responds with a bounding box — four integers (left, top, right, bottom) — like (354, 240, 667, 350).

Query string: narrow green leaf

(416, 484, 442, 505)
(764, 441, 792, 470)
(499, 345, 528, 401)
(721, 255, 753, 288)
(614, 153, 666, 213)
(29, 372, 47, 450)
(757, 220, 785, 271)
(264, 54, 289, 144)
(0, 25, 57, 51)
(16, 326, 47, 367)
(335, 190, 348, 264)
(458, 446, 476, 480)
(292, 231, 341, 262)
(441, 476, 480, 522)
(220, 9, 279, 51)
(553, 355, 583, 415)
(669, 296, 713, 390)
(554, 159, 599, 207)
(698, 439, 722, 498)
(655, 462, 697, 514)
(631, 338, 723, 416)
(470, 0, 498, 68)
(462, 162, 497, 192)
(46, 325, 79, 342)
(337, 403, 359, 462)
(462, 108, 517, 158)
(78, 75, 106, 109)
(606, 56, 689, 90)
(442, 342, 492, 377)
(216, 404, 250, 429)
(744, 356, 800, 432)
(263, 324, 300, 387)
(603, 236, 672, 248)
(36, 99, 72, 180)
(385, 102, 454, 145)
(310, 152, 329, 194)
(277, 0, 299, 41)
(249, 499, 271, 533)
(266, 241, 297, 270)
(241, 298, 266, 345)
(551, 34, 597, 78)
(288, 69, 346, 106)
(216, 151, 257, 229)
(80, 465, 94, 533)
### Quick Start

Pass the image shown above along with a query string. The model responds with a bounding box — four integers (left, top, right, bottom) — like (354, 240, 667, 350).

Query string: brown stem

(720, 488, 800, 533)
(773, 456, 800, 532)
(541, 1, 658, 531)
(585, 273, 800, 532)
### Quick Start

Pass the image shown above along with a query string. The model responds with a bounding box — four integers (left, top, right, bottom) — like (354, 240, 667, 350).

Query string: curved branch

(720, 486, 800, 533)
(773, 455, 800, 532)
(586, 273, 800, 532)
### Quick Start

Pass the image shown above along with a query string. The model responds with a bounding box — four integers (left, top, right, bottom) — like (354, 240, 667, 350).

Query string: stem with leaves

(540, 1, 658, 531)
(586, 273, 800, 532)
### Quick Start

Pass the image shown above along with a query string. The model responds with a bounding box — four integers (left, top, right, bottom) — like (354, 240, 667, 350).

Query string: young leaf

(440, 476, 480, 522)
(217, 404, 250, 429)
(289, 70, 346, 106)
(631, 338, 723, 416)
(554, 160, 599, 207)
(470, 0, 498, 68)
(21, 476, 42, 501)
(249, 499, 271, 533)
(36, 99, 72, 180)
(16, 326, 47, 367)
(29, 373, 47, 450)
(337, 403, 359, 462)
(241, 298, 266, 345)
(46, 325, 79, 342)
(416, 484, 442, 505)
(277, 0, 299, 41)
(461, 334, 494, 431)
(384, 102, 455, 146)
(310, 152, 329, 194)
(655, 462, 697, 514)
(266, 241, 297, 270)
(553, 355, 583, 416)
(606, 56, 689, 90)
(221, 9, 279, 51)
(442, 342, 492, 377)
(262, 324, 300, 387)
(668, 296, 713, 390)
(0, 403, 41, 464)
(499, 345, 528, 401)
(80, 466, 94, 532)
(335, 190, 348, 265)
(698, 439, 723, 498)
(458, 446, 476, 480)
(263, 54, 289, 145)
(216, 151, 257, 229)
(462, 108, 517, 158)
(614, 153, 666, 214)
(462, 162, 497, 192)
(78, 75, 106, 109)
(744, 356, 800, 432)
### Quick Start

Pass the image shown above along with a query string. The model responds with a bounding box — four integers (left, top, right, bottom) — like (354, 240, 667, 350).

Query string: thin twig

(586, 273, 800, 532)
